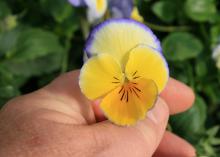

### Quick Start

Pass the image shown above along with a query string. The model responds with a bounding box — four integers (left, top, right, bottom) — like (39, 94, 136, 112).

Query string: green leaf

(210, 138, 220, 145)
(196, 59, 207, 77)
(40, 0, 74, 23)
(207, 126, 219, 137)
(0, 85, 20, 98)
(0, 27, 64, 77)
(162, 32, 203, 61)
(185, 0, 217, 22)
(0, 67, 22, 105)
(10, 28, 63, 61)
(1, 52, 62, 77)
(0, 1, 11, 20)
(170, 95, 207, 143)
(0, 66, 27, 88)
(210, 24, 220, 48)
(54, 14, 79, 39)
(152, 1, 176, 23)
(0, 28, 21, 58)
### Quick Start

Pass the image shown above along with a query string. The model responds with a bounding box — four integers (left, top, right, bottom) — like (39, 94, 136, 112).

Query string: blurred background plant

(0, 0, 220, 156)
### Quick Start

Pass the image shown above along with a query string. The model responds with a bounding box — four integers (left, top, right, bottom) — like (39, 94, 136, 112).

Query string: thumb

(90, 98, 169, 157)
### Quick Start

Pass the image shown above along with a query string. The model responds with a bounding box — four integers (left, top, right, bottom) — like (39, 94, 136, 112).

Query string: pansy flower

(68, 0, 107, 22)
(79, 19, 169, 126)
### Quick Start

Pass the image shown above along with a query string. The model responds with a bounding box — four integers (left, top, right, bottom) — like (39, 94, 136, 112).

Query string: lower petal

(100, 78, 158, 126)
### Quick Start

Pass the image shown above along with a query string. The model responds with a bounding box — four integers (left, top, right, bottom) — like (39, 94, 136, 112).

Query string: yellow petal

(131, 7, 144, 23)
(125, 45, 169, 93)
(79, 54, 124, 100)
(96, 0, 107, 12)
(85, 19, 161, 66)
(100, 78, 158, 126)
(85, 0, 107, 13)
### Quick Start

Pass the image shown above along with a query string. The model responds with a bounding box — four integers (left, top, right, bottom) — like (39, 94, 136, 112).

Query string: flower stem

(199, 24, 210, 46)
(80, 17, 90, 39)
(144, 21, 191, 32)
(61, 39, 71, 73)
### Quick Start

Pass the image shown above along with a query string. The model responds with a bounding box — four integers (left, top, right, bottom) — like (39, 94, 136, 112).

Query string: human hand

(0, 70, 196, 157)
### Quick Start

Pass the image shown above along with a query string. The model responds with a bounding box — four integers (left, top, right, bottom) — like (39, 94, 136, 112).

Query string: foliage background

(0, 0, 220, 156)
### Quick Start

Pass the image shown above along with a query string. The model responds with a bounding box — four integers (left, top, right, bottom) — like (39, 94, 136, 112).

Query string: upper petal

(79, 54, 123, 100)
(85, 19, 161, 66)
(125, 45, 169, 93)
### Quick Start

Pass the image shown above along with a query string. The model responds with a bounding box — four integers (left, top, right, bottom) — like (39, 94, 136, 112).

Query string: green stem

(166, 123, 172, 132)
(80, 17, 90, 39)
(187, 63, 195, 90)
(144, 21, 191, 32)
(61, 39, 71, 73)
(199, 24, 209, 46)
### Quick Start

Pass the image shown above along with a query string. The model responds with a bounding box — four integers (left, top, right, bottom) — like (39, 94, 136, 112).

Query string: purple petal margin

(84, 18, 162, 58)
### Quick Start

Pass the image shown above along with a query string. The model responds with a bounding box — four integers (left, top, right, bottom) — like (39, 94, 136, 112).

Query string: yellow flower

(79, 19, 169, 126)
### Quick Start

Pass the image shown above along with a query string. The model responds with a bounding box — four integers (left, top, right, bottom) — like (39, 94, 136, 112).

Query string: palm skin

(0, 70, 196, 157)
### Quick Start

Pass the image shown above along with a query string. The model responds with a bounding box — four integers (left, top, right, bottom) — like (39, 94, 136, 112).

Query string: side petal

(125, 45, 169, 93)
(79, 54, 123, 100)
(85, 19, 161, 65)
(100, 78, 158, 126)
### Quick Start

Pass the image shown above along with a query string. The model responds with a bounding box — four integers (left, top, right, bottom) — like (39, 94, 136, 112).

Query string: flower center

(112, 70, 142, 103)
(118, 82, 141, 103)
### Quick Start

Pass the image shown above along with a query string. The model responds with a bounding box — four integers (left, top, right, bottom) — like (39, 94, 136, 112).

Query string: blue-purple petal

(109, 0, 133, 18)
(68, 0, 86, 7)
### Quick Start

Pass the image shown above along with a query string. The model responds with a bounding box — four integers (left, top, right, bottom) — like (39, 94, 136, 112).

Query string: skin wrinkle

(44, 73, 96, 124)
(0, 93, 108, 156)
(5, 91, 87, 125)
(153, 131, 196, 157)
(92, 121, 155, 157)
(135, 98, 169, 156)
(0, 115, 103, 157)
(37, 89, 78, 115)
(36, 90, 88, 124)
(32, 108, 79, 124)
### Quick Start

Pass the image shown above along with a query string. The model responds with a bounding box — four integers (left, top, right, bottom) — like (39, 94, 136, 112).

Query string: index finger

(160, 78, 195, 114)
